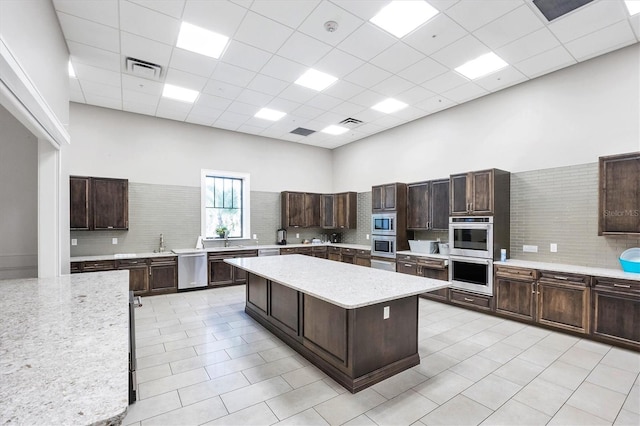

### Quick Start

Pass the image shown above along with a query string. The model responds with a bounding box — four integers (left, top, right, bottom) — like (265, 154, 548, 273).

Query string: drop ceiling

(55, 0, 640, 149)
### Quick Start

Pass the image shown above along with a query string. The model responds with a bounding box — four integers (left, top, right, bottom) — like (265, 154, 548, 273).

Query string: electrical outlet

(71, 239, 77, 246)
(366, 234, 369, 240)
(296, 233, 299, 238)
(112, 238, 118, 245)
(550, 243, 558, 253)
(253, 234, 257, 240)
(523, 245, 538, 253)
(383, 306, 390, 319)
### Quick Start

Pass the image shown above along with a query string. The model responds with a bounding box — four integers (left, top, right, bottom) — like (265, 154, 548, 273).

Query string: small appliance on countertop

(330, 233, 342, 243)
(277, 228, 287, 245)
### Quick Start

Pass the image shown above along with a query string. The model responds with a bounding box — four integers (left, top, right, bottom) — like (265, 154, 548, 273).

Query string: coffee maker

(330, 232, 341, 243)
(277, 228, 287, 245)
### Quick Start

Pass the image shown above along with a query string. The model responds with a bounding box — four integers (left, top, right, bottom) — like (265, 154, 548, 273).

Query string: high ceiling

(55, 0, 639, 149)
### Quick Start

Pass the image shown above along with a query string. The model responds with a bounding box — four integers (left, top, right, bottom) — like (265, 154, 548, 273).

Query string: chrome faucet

(159, 233, 165, 253)
(224, 232, 229, 247)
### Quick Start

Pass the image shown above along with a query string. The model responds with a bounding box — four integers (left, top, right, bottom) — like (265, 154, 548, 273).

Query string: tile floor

(123, 286, 640, 426)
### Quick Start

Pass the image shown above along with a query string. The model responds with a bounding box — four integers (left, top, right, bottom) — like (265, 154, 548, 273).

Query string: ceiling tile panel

(261, 55, 309, 83)
(122, 89, 160, 105)
(185, 113, 215, 126)
(80, 79, 122, 98)
(277, 85, 318, 104)
(337, 23, 397, 61)
(247, 74, 289, 96)
(415, 95, 457, 114)
(120, 32, 173, 67)
(322, 80, 366, 101)
(313, 48, 365, 78)
(156, 98, 192, 121)
(396, 86, 437, 104)
(431, 34, 491, 69)
(164, 68, 208, 91)
(53, 0, 119, 27)
(344, 63, 392, 88)
(495, 27, 561, 64)
(473, 4, 545, 50)
(349, 89, 387, 108)
(331, 0, 388, 20)
(305, 93, 343, 110)
(195, 93, 233, 110)
(277, 32, 333, 66)
(370, 43, 425, 74)
(57, 12, 120, 53)
(217, 110, 252, 124)
(189, 104, 224, 118)
(84, 94, 123, 109)
(445, 0, 523, 32)
(119, 1, 180, 45)
(548, 0, 628, 43)
(234, 89, 273, 107)
(404, 14, 468, 56)
(227, 100, 262, 115)
(429, 0, 462, 12)
(514, 45, 576, 78)
(250, 0, 321, 28)
(630, 14, 640, 39)
(234, 11, 295, 53)
(298, 1, 364, 46)
(74, 63, 122, 87)
(127, 0, 186, 19)
(422, 70, 469, 93)
(121, 74, 164, 96)
(265, 98, 302, 114)
(211, 63, 256, 87)
(123, 100, 157, 115)
(181, 0, 247, 37)
(202, 80, 244, 100)
(564, 20, 636, 61)
(398, 57, 449, 85)
(331, 101, 366, 117)
(292, 104, 326, 119)
(221, 41, 272, 72)
(474, 66, 528, 92)
(441, 81, 488, 103)
(169, 49, 218, 78)
(214, 120, 241, 131)
(371, 76, 414, 97)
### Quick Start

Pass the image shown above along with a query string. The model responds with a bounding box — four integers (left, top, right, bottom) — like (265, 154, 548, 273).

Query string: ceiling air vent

(532, 0, 593, 21)
(338, 117, 363, 128)
(125, 57, 163, 80)
(290, 127, 316, 136)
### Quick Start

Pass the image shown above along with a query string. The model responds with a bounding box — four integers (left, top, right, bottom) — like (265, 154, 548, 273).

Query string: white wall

(332, 44, 640, 192)
(68, 103, 334, 192)
(0, 105, 38, 279)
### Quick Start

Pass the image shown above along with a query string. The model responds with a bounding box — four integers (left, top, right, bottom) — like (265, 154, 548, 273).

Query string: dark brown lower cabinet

(450, 289, 493, 311)
(328, 247, 341, 262)
(117, 259, 149, 296)
(537, 271, 590, 334)
(312, 246, 328, 259)
(494, 265, 538, 322)
(355, 250, 371, 267)
(149, 257, 177, 294)
(592, 277, 640, 350)
(208, 250, 258, 286)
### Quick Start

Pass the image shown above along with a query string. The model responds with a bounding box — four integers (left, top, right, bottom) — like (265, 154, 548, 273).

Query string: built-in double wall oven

(371, 213, 397, 270)
(449, 217, 494, 296)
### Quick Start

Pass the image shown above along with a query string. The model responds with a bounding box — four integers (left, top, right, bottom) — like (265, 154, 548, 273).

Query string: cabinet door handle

(464, 297, 474, 302)
(405, 264, 412, 267)
(553, 275, 568, 280)
(613, 283, 631, 288)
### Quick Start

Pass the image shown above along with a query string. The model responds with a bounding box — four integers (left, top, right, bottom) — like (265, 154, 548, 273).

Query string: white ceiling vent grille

(338, 117, 364, 128)
(125, 57, 163, 80)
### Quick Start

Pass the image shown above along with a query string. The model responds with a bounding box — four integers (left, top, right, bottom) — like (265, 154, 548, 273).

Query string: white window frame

(201, 169, 250, 240)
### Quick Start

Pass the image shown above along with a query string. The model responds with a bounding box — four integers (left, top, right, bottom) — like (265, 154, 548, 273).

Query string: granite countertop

(226, 254, 448, 309)
(0, 271, 130, 425)
(495, 259, 640, 281)
(71, 252, 177, 262)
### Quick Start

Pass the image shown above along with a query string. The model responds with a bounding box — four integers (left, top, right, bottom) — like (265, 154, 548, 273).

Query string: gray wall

(0, 105, 38, 278)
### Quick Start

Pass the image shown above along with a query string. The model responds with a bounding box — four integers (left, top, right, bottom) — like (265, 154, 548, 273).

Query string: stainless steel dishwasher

(177, 251, 208, 289)
(258, 248, 280, 256)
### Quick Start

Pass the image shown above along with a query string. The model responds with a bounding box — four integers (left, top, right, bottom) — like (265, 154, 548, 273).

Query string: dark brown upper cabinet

(450, 169, 510, 216)
(335, 192, 357, 229)
(304, 193, 321, 228)
(598, 152, 640, 235)
(407, 179, 449, 231)
(321, 194, 335, 229)
(70, 176, 128, 230)
(282, 191, 354, 229)
(372, 183, 406, 212)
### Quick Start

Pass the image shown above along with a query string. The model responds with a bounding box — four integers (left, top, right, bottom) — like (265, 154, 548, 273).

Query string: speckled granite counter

(0, 271, 130, 425)
(226, 254, 448, 309)
(495, 259, 640, 281)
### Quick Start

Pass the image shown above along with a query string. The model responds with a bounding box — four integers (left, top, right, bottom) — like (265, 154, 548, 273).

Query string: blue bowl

(619, 248, 640, 273)
(620, 258, 640, 273)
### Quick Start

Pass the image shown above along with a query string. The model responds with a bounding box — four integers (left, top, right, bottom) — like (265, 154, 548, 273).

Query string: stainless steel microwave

(372, 213, 396, 235)
(449, 216, 493, 259)
(371, 235, 396, 258)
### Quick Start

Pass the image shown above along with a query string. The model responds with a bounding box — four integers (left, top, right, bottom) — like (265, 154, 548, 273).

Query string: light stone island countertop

(226, 254, 448, 309)
(0, 271, 130, 426)
(495, 259, 640, 281)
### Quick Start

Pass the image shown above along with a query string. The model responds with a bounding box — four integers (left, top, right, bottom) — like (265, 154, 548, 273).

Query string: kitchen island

(226, 255, 448, 393)
(0, 271, 130, 425)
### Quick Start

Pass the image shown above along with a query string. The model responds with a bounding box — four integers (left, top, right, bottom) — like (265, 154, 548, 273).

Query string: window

(201, 170, 250, 239)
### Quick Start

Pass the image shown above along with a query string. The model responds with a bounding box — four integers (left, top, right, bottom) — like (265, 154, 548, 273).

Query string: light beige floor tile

(276, 408, 329, 425)
(566, 381, 627, 422)
(512, 377, 573, 416)
(224, 337, 282, 359)
(136, 363, 173, 384)
(213, 325, 261, 339)
(281, 365, 327, 389)
(492, 357, 544, 386)
(538, 360, 590, 390)
(242, 329, 277, 343)
(221, 376, 292, 413)
(205, 353, 266, 379)
(558, 345, 605, 370)
(178, 371, 249, 406)
(135, 328, 161, 339)
(500, 330, 544, 350)
(449, 354, 501, 381)
(138, 367, 209, 399)
(413, 370, 474, 405)
(242, 356, 305, 384)
(622, 384, 639, 414)
(341, 414, 377, 426)
(430, 327, 478, 345)
(159, 321, 206, 335)
(193, 335, 245, 356)
(122, 391, 182, 424)
(313, 388, 387, 425)
(136, 318, 181, 332)
(548, 404, 610, 426)
(615, 408, 640, 425)
(322, 377, 349, 395)
(516, 343, 564, 368)
(419, 394, 492, 426)
(267, 380, 339, 420)
(203, 402, 279, 426)
(371, 368, 429, 399)
(170, 348, 230, 374)
(137, 346, 197, 370)
(481, 399, 550, 426)
(136, 342, 165, 358)
(418, 337, 451, 357)
(587, 363, 637, 394)
(185, 323, 231, 337)
(476, 342, 523, 364)
(600, 347, 640, 374)
(573, 338, 612, 355)
(137, 331, 188, 349)
(413, 351, 459, 378)
(162, 333, 219, 352)
(140, 396, 227, 426)
(537, 332, 580, 352)
(260, 345, 299, 362)
(488, 320, 527, 336)
(466, 330, 506, 347)
(365, 389, 437, 426)
(462, 374, 522, 410)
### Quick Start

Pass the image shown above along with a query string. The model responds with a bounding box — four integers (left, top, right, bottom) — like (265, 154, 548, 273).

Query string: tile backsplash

(71, 164, 638, 270)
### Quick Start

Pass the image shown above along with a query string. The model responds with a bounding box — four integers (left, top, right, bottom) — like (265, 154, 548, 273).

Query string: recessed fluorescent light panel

(321, 125, 349, 135)
(625, 0, 640, 15)
(68, 61, 76, 78)
(294, 69, 338, 91)
(455, 52, 508, 80)
(371, 98, 408, 114)
(177, 22, 229, 59)
(162, 84, 199, 103)
(255, 108, 286, 121)
(370, 1, 439, 38)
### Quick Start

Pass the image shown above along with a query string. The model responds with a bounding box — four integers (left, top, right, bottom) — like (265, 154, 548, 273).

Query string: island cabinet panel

(247, 274, 268, 314)
(537, 271, 590, 334)
(303, 295, 348, 364)
(270, 282, 299, 334)
(598, 152, 640, 235)
(591, 277, 640, 349)
(208, 250, 257, 286)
